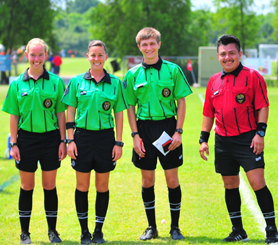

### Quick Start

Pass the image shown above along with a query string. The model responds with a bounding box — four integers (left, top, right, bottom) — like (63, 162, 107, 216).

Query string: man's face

(138, 37, 161, 63)
(217, 43, 242, 73)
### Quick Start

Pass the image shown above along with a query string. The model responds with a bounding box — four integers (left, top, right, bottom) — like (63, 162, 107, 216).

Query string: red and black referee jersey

(203, 62, 269, 137)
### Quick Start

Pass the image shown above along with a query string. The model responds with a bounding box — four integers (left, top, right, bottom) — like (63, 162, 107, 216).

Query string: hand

(59, 142, 67, 161)
(199, 142, 209, 161)
(133, 135, 145, 158)
(10, 145, 20, 161)
(67, 141, 78, 160)
(250, 134, 264, 155)
(112, 145, 122, 161)
(168, 132, 182, 151)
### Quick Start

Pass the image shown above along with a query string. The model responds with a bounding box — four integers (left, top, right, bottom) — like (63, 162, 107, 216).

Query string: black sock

(168, 185, 181, 228)
(142, 186, 156, 228)
(19, 188, 33, 233)
(44, 188, 58, 231)
(255, 186, 276, 227)
(225, 188, 243, 229)
(75, 189, 89, 233)
(95, 190, 109, 231)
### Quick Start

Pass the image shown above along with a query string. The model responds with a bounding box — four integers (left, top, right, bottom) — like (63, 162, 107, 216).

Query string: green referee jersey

(2, 68, 67, 133)
(61, 69, 128, 130)
(124, 57, 193, 120)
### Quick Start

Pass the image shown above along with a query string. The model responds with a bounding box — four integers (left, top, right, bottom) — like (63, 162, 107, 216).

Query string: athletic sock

(255, 185, 276, 227)
(142, 185, 156, 228)
(75, 189, 89, 233)
(225, 188, 243, 229)
(168, 185, 182, 228)
(44, 187, 58, 231)
(19, 188, 33, 233)
(95, 190, 109, 231)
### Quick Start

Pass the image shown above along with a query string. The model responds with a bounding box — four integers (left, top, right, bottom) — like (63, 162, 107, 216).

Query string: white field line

(196, 87, 265, 234)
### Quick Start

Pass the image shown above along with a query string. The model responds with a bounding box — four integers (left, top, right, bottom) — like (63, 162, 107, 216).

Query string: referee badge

(102, 101, 111, 111)
(162, 88, 171, 97)
(43, 99, 53, 108)
(235, 93, 245, 104)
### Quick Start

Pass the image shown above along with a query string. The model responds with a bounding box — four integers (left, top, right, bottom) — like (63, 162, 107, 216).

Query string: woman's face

(25, 44, 47, 71)
(86, 45, 108, 71)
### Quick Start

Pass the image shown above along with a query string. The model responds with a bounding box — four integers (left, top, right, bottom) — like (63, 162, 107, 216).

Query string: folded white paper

(152, 131, 172, 156)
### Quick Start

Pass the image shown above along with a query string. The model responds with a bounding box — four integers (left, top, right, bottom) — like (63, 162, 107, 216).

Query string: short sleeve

(124, 71, 137, 106)
(113, 79, 129, 113)
(2, 80, 20, 116)
(173, 66, 192, 100)
(55, 78, 67, 113)
(61, 77, 78, 108)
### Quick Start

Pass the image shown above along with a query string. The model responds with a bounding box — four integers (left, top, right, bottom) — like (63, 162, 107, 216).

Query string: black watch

(131, 132, 139, 138)
(60, 139, 67, 143)
(175, 128, 183, 134)
(256, 130, 265, 137)
(67, 139, 74, 144)
(10, 142, 18, 147)
(115, 141, 124, 147)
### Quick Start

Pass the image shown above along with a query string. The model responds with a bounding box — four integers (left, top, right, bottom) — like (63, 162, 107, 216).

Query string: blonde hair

(26, 38, 48, 53)
(136, 27, 161, 45)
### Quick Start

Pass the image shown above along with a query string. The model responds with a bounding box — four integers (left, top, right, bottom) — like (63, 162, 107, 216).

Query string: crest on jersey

(162, 88, 171, 97)
(43, 99, 53, 108)
(235, 93, 245, 104)
(102, 101, 111, 111)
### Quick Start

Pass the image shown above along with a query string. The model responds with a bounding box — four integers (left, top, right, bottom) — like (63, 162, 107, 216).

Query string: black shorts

(71, 128, 116, 173)
(16, 129, 61, 172)
(215, 131, 265, 176)
(132, 117, 183, 171)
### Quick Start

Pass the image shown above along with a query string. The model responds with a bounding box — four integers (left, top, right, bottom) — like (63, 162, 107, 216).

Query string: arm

(112, 111, 123, 161)
(199, 116, 214, 161)
(10, 114, 20, 161)
(169, 97, 185, 151)
(67, 106, 78, 159)
(57, 111, 67, 161)
(127, 105, 145, 157)
(251, 106, 269, 155)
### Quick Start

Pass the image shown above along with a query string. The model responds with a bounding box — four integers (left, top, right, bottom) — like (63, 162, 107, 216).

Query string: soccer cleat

(81, 230, 93, 244)
(140, 226, 158, 240)
(170, 226, 184, 240)
(265, 225, 278, 244)
(92, 229, 105, 244)
(48, 230, 62, 243)
(20, 231, 32, 244)
(223, 227, 249, 242)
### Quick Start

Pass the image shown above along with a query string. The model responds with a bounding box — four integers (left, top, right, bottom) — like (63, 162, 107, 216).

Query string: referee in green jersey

(125, 27, 192, 241)
(61, 40, 128, 244)
(2, 38, 67, 244)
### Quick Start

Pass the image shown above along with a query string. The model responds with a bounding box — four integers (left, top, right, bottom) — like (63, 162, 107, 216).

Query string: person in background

(53, 53, 62, 75)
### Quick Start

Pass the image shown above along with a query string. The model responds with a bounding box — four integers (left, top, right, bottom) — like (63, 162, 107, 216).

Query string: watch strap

(115, 141, 124, 147)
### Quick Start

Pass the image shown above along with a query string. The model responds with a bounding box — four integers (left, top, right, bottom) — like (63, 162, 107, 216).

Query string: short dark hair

(217, 34, 240, 53)
(88, 40, 107, 53)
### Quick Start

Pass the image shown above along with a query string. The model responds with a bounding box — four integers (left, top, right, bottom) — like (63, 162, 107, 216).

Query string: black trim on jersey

(23, 68, 49, 81)
(83, 69, 111, 85)
(102, 82, 105, 92)
(234, 108, 240, 135)
(109, 115, 112, 128)
(142, 56, 162, 70)
(44, 111, 47, 132)
(42, 78, 45, 89)
(254, 71, 268, 105)
(148, 102, 152, 120)
(221, 109, 227, 136)
(233, 77, 236, 86)
(114, 87, 116, 95)
(159, 101, 166, 118)
(245, 76, 248, 86)
(221, 62, 243, 78)
(98, 110, 101, 130)
(144, 69, 147, 80)
(247, 106, 253, 130)
(85, 110, 88, 130)
(54, 84, 56, 92)
(177, 66, 192, 92)
(30, 111, 33, 132)
(158, 70, 160, 80)
(29, 80, 31, 88)
(119, 82, 128, 109)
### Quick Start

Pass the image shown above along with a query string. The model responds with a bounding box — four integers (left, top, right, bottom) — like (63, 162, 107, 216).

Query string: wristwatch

(175, 128, 183, 134)
(131, 132, 139, 138)
(10, 142, 18, 147)
(256, 130, 265, 137)
(67, 139, 74, 144)
(60, 139, 67, 143)
(115, 141, 124, 147)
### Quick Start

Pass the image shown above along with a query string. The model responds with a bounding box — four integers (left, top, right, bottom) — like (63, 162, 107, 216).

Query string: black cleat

(20, 231, 32, 244)
(81, 230, 93, 244)
(266, 226, 278, 244)
(223, 227, 249, 242)
(48, 230, 62, 243)
(140, 226, 158, 240)
(92, 229, 105, 244)
(170, 226, 184, 240)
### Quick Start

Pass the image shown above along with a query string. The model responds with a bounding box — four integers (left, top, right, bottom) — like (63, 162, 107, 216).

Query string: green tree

(68, 0, 99, 13)
(272, 0, 278, 42)
(90, 0, 192, 58)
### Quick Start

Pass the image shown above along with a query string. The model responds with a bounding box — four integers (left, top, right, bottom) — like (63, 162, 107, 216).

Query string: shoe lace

(171, 227, 181, 235)
(21, 232, 30, 240)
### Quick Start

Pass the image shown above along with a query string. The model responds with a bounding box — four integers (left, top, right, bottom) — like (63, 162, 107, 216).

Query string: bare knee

(21, 183, 35, 191)
(222, 176, 240, 189)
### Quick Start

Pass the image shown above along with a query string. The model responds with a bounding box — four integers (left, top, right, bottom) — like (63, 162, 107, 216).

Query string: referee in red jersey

(199, 34, 278, 244)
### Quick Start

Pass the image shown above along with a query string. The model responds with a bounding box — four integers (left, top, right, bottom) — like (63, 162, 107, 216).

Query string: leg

(92, 172, 110, 244)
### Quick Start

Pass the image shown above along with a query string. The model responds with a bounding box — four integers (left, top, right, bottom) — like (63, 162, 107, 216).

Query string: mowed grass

(1, 84, 278, 244)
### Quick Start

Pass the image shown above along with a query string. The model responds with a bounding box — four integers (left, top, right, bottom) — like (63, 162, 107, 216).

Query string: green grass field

(1, 84, 278, 245)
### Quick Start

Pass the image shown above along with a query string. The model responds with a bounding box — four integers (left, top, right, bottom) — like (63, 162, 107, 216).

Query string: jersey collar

(84, 68, 111, 84)
(221, 62, 243, 78)
(23, 68, 50, 81)
(142, 56, 162, 71)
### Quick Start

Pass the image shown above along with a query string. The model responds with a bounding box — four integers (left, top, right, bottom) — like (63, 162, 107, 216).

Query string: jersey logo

(162, 88, 171, 97)
(102, 101, 111, 111)
(21, 92, 28, 97)
(43, 99, 53, 108)
(235, 93, 245, 104)
(80, 91, 87, 95)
